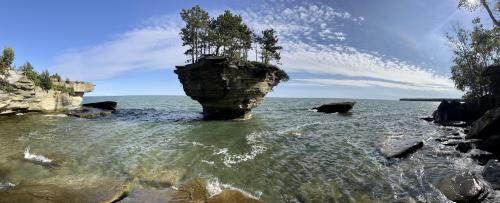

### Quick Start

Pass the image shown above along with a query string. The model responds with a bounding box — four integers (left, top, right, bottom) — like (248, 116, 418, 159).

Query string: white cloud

(48, 0, 459, 96)
(50, 16, 185, 81)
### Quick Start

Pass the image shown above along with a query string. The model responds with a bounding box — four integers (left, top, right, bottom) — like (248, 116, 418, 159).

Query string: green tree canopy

(256, 29, 282, 64)
(448, 18, 500, 102)
(38, 70, 53, 90)
(459, 0, 499, 27)
(0, 48, 15, 75)
(179, 6, 278, 64)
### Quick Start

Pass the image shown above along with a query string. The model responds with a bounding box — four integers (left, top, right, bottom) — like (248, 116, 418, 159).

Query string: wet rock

(456, 142, 474, 153)
(470, 149, 496, 165)
(378, 137, 424, 159)
(482, 160, 500, 190)
(171, 179, 209, 202)
(452, 132, 460, 136)
(0, 182, 15, 191)
(476, 134, 500, 156)
(69, 107, 113, 119)
(207, 190, 263, 203)
(438, 174, 486, 203)
(420, 117, 434, 122)
(467, 107, 500, 140)
(121, 187, 175, 203)
(82, 101, 117, 111)
(174, 56, 288, 120)
(313, 102, 355, 113)
(134, 169, 181, 189)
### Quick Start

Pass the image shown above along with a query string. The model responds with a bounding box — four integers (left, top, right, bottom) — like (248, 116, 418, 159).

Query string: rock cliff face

(0, 70, 94, 115)
(175, 56, 288, 120)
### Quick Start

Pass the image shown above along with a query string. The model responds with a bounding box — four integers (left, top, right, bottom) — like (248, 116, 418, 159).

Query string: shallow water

(0, 96, 496, 202)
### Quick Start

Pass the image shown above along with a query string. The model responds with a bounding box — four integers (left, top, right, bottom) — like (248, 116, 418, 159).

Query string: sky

(0, 0, 492, 99)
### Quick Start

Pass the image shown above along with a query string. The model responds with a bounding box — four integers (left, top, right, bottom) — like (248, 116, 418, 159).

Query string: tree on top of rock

(256, 29, 282, 64)
(179, 6, 279, 65)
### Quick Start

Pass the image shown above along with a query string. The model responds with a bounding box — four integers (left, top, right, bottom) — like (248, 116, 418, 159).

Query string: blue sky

(0, 0, 490, 99)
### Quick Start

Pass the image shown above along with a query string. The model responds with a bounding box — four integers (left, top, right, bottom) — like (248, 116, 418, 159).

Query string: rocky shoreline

(0, 70, 94, 115)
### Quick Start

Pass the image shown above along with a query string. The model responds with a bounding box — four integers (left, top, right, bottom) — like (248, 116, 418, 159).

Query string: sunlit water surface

(0, 96, 494, 202)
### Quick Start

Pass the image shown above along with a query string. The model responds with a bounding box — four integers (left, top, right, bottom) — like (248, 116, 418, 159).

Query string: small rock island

(174, 6, 289, 120)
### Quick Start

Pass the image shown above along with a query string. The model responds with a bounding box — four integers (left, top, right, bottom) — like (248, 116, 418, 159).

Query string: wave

(206, 178, 262, 200)
(24, 147, 53, 164)
(43, 114, 68, 118)
(213, 132, 267, 167)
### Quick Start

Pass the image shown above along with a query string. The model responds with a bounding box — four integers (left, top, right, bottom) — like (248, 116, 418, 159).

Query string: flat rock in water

(69, 107, 113, 119)
(482, 159, 500, 190)
(378, 137, 423, 159)
(82, 101, 117, 111)
(438, 174, 486, 203)
(313, 102, 355, 113)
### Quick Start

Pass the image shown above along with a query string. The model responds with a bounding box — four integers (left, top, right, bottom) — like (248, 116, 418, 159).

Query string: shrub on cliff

(19, 62, 41, 84)
(0, 48, 14, 75)
(38, 70, 53, 90)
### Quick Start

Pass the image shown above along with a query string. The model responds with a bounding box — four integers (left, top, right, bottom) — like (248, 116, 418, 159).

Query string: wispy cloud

(49, 0, 459, 96)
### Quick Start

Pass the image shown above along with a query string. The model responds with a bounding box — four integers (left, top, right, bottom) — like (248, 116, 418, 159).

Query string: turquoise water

(0, 96, 491, 202)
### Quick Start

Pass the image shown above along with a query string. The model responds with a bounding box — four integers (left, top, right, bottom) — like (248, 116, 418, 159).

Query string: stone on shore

(69, 107, 113, 119)
(482, 160, 500, 190)
(174, 56, 288, 120)
(466, 107, 500, 139)
(313, 102, 355, 113)
(438, 173, 486, 203)
(378, 137, 423, 159)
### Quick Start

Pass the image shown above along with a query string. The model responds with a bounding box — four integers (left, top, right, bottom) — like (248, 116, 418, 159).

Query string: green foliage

(19, 62, 41, 85)
(0, 79, 16, 93)
(255, 29, 282, 64)
(52, 85, 75, 95)
(448, 18, 500, 102)
(458, 0, 499, 27)
(38, 70, 53, 90)
(179, 6, 275, 64)
(0, 47, 15, 75)
(51, 73, 62, 82)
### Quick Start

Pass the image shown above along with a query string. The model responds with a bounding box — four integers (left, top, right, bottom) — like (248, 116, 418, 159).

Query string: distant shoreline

(399, 98, 463, 102)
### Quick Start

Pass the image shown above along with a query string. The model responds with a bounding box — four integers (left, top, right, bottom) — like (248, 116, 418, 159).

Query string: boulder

(433, 98, 495, 125)
(438, 173, 486, 203)
(313, 102, 355, 113)
(378, 137, 424, 159)
(482, 159, 500, 190)
(466, 107, 500, 139)
(174, 56, 288, 120)
(82, 101, 117, 111)
(485, 65, 500, 107)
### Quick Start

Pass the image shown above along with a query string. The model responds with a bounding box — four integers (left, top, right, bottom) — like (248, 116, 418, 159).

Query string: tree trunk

(481, 0, 499, 27)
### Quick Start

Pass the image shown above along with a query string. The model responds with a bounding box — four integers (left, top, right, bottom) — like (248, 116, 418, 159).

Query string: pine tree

(259, 29, 282, 64)
(0, 48, 15, 75)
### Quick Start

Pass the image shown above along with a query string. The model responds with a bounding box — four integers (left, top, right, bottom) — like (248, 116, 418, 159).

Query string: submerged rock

(482, 160, 500, 190)
(313, 102, 355, 113)
(378, 137, 423, 159)
(438, 174, 486, 203)
(174, 56, 289, 120)
(207, 189, 263, 203)
(69, 107, 113, 119)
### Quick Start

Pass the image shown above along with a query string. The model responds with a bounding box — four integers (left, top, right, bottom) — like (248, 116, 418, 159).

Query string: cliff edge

(0, 70, 94, 115)
(175, 56, 288, 120)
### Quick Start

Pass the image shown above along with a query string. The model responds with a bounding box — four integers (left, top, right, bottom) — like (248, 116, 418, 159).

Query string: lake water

(0, 96, 495, 202)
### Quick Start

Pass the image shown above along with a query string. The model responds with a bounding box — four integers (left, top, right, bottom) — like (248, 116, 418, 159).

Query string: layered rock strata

(0, 70, 94, 115)
(175, 56, 288, 120)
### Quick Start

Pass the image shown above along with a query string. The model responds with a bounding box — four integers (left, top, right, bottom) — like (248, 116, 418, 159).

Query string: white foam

(206, 178, 261, 200)
(0, 182, 15, 190)
(201, 160, 215, 165)
(213, 132, 267, 167)
(43, 114, 68, 118)
(15, 113, 24, 116)
(24, 148, 53, 164)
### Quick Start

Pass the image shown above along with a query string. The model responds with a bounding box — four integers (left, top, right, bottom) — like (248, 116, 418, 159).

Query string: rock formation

(0, 70, 94, 115)
(175, 56, 288, 120)
(313, 102, 355, 113)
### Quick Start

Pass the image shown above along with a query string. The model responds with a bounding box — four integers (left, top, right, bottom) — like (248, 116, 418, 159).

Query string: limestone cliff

(175, 56, 288, 119)
(0, 70, 94, 115)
